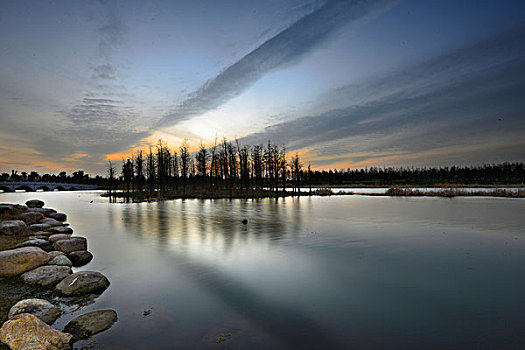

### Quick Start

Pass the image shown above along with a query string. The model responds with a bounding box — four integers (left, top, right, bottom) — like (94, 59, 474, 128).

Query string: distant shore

(100, 185, 525, 202)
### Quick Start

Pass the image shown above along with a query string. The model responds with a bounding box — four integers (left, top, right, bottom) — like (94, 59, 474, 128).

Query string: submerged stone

(64, 309, 117, 340)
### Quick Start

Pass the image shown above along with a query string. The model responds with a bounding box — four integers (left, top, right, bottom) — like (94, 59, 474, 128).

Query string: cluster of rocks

(0, 200, 117, 349)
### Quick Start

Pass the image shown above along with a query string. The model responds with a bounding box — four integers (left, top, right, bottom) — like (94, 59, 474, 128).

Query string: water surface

(1, 192, 524, 349)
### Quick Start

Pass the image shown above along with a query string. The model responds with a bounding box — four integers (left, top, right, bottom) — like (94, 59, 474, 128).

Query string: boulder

(56, 271, 110, 295)
(68, 251, 93, 267)
(28, 207, 57, 216)
(53, 237, 87, 254)
(40, 218, 64, 227)
(47, 255, 73, 267)
(16, 238, 52, 250)
(13, 204, 29, 211)
(21, 265, 72, 287)
(48, 234, 72, 244)
(8, 299, 61, 325)
(0, 204, 29, 217)
(0, 313, 72, 350)
(0, 247, 50, 278)
(25, 199, 45, 208)
(50, 226, 73, 235)
(0, 220, 27, 235)
(0, 203, 14, 215)
(63, 309, 117, 340)
(48, 251, 66, 259)
(31, 233, 50, 240)
(19, 211, 45, 225)
(49, 213, 67, 222)
(32, 230, 55, 238)
(30, 223, 52, 231)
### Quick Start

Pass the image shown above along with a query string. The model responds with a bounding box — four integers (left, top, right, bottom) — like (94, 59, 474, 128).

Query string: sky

(0, 0, 524, 175)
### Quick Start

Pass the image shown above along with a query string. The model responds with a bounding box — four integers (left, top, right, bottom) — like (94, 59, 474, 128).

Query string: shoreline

(100, 186, 525, 202)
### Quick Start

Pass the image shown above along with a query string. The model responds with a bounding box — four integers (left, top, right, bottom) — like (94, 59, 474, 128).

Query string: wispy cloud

(238, 26, 525, 166)
(155, 0, 396, 128)
(91, 63, 117, 81)
(96, 12, 125, 59)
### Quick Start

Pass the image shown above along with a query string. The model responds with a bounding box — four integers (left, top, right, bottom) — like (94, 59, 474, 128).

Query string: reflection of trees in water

(155, 201, 169, 246)
(111, 197, 311, 256)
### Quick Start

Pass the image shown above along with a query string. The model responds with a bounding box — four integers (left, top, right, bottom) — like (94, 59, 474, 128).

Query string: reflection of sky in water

(1, 191, 525, 349)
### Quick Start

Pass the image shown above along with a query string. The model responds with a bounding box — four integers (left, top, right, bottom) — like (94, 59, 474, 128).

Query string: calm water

(2, 191, 525, 349)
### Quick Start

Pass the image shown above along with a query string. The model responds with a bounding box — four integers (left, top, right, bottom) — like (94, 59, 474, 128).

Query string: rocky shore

(0, 200, 117, 350)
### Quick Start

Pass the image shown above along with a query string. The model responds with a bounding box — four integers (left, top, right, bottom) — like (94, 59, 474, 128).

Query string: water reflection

(1, 191, 525, 349)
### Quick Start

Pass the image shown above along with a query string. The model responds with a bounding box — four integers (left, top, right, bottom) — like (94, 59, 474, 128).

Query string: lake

(1, 191, 524, 349)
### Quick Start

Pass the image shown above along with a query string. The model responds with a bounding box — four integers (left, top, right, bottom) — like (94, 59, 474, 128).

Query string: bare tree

(107, 160, 116, 198)
(180, 140, 189, 193)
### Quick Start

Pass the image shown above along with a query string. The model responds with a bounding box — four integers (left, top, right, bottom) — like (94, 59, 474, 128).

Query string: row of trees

(108, 139, 307, 198)
(306, 162, 525, 185)
(0, 170, 98, 184)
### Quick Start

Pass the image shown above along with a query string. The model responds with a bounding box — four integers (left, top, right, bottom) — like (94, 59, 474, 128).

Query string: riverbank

(0, 200, 116, 349)
(100, 186, 525, 202)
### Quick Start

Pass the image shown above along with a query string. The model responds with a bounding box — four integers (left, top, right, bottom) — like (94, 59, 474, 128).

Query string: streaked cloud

(237, 26, 525, 167)
(155, 0, 396, 128)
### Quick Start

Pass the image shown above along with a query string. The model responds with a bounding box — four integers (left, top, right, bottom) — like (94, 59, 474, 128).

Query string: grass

(384, 187, 525, 198)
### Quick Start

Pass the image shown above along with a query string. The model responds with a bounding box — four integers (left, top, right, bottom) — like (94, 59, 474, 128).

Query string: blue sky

(0, 0, 524, 174)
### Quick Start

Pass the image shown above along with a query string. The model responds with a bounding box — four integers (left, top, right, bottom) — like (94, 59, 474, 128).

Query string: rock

(21, 265, 72, 287)
(0, 203, 14, 215)
(49, 213, 67, 222)
(30, 223, 52, 231)
(28, 207, 57, 216)
(56, 271, 110, 295)
(0, 220, 27, 235)
(0, 247, 50, 278)
(32, 233, 50, 240)
(13, 204, 29, 211)
(53, 237, 87, 254)
(40, 218, 64, 227)
(16, 238, 52, 250)
(63, 309, 117, 340)
(68, 251, 93, 267)
(48, 234, 72, 244)
(8, 299, 61, 325)
(48, 251, 66, 259)
(1, 204, 29, 217)
(0, 313, 72, 349)
(25, 199, 45, 208)
(50, 226, 73, 235)
(32, 230, 55, 238)
(47, 255, 73, 267)
(19, 212, 45, 225)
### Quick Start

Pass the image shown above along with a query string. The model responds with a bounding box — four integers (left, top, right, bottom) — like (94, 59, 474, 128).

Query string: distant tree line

(309, 162, 525, 186)
(0, 170, 103, 185)
(2, 140, 524, 199)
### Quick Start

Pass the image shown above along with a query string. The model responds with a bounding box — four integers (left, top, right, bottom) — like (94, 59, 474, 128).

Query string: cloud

(155, 0, 396, 128)
(91, 63, 117, 80)
(96, 12, 124, 59)
(237, 26, 525, 166)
